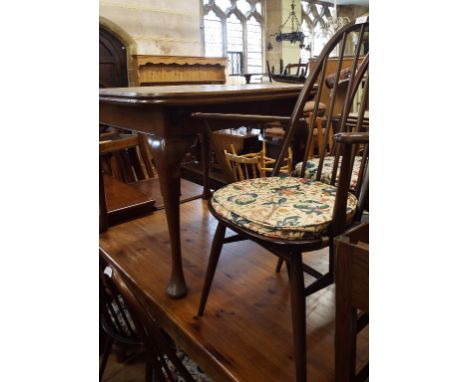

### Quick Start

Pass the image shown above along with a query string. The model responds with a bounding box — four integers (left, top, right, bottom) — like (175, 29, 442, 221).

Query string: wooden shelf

(133, 55, 227, 86)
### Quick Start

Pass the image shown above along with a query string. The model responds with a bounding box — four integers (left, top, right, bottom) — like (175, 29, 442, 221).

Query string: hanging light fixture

(322, 0, 350, 35)
(271, 0, 305, 46)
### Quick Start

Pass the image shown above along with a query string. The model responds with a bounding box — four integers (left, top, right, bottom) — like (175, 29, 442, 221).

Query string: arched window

(227, 14, 244, 74)
(204, 10, 223, 57)
(247, 17, 262, 74)
(202, 0, 264, 76)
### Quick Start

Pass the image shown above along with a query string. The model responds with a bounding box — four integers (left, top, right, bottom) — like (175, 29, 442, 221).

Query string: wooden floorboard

(99, 199, 368, 382)
(132, 177, 204, 209)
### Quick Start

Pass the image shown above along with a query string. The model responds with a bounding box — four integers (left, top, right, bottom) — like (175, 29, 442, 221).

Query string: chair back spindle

(271, 19, 369, 184)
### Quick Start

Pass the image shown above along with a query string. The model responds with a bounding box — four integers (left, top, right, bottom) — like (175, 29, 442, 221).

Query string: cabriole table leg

(150, 135, 195, 298)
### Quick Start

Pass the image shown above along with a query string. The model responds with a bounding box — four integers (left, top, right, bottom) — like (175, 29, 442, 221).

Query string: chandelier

(271, 0, 305, 47)
(321, 0, 350, 36)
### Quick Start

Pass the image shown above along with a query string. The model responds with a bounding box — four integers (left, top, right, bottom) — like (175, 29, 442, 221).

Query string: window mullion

(242, 19, 247, 74)
(222, 15, 228, 57)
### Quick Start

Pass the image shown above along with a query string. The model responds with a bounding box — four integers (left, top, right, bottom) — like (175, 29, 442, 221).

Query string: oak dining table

(99, 83, 303, 298)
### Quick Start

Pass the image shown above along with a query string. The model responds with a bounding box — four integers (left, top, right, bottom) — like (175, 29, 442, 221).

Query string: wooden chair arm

(334, 132, 369, 145)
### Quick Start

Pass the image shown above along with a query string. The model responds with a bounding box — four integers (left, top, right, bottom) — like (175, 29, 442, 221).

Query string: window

(300, 0, 336, 59)
(201, 0, 264, 75)
(227, 52, 243, 75)
(247, 17, 262, 73)
(204, 11, 223, 57)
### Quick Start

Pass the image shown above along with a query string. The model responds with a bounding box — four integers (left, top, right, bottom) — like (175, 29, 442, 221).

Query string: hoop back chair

(99, 261, 141, 380)
(100, 257, 196, 382)
(193, 18, 369, 382)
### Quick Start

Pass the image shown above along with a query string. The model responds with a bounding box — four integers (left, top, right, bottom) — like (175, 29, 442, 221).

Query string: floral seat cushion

(295, 156, 362, 189)
(211, 177, 357, 240)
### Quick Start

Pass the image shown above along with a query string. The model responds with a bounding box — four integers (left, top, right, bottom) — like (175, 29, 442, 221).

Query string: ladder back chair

(99, 133, 157, 184)
(224, 142, 293, 181)
(99, 133, 158, 232)
(224, 150, 263, 181)
(193, 18, 369, 382)
(259, 140, 293, 176)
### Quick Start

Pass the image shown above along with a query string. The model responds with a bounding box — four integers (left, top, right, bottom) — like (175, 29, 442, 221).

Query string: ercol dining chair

(278, 56, 370, 271)
(295, 70, 369, 191)
(100, 256, 197, 382)
(193, 18, 369, 382)
(99, 261, 141, 380)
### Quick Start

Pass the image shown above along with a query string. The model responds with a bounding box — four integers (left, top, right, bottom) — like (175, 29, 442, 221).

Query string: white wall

(99, 0, 202, 56)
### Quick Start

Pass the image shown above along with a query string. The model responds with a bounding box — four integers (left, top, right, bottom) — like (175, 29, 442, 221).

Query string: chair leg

(288, 252, 307, 382)
(99, 335, 114, 381)
(275, 258, 284, 273)
(198, 222, 226, 316)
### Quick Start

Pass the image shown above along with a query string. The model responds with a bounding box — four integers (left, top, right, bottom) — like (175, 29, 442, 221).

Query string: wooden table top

(99, 198, 368, 382)
(99, 83, 303, 105)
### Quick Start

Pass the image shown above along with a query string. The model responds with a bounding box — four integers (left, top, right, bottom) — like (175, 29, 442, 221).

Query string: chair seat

(211, 177, 357, 240)
(303, 101, 327, 117)
(295, 156, 362, 189)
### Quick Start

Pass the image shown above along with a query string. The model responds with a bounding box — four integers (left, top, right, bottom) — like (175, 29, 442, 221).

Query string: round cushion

(211, 177, 357, 240)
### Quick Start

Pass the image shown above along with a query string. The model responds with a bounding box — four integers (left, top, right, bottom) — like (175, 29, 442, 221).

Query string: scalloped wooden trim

(133, 55, 227, 67)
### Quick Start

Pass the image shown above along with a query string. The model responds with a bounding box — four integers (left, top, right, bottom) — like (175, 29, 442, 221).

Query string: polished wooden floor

(100, 196, 368, 382)
(101, 349, 146, 382)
